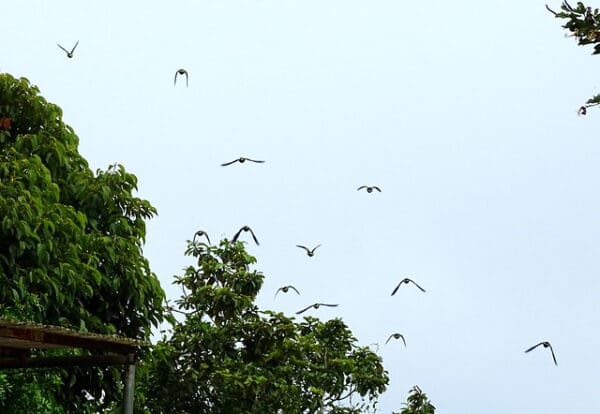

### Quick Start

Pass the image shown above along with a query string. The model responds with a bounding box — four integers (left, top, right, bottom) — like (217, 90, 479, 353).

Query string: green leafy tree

(139, 236, 389, 414)
(394, 386, 435, 414)
(546, 1, 600, 113)
(0, 73, 165, 412)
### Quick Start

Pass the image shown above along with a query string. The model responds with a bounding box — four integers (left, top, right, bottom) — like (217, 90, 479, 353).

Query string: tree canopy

(0, 73, 165, 412)
(394, 386, 435, 414)
(547, 1, 600, 113)
(139, 236, 389, 414)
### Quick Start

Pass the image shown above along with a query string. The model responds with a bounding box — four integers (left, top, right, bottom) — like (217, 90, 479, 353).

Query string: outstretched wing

(524, 342, 544, 353)
(318, 303, 338, 308)
(289, 285, 300, 295)
(184, 71, 188, 87)
(385, 334, 395, 345)
(296, 304, 315, 314)
(274, 287, 284, 299)
(57, 43, 69, 54)
(70, 40, 79, 54)
(246, 158, 265, 163)
(297, 245, 310, 253)
(357, 186, 368, 191)
(174, 71, 179, 86)
(391, 281, 402, 296)
(373, 186, 382, 192)
(221, 159, 239, 166)
(231, 227, 244, 244)
(398, 334, 406, 347)
(311, 244, 321, 253)
(548, 344, 558, 366)
(408, 279, 426, 292)
(247, 227, 260, 245)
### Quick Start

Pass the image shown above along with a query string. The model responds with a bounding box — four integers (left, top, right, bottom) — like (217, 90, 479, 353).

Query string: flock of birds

(55, 41, 560, 366)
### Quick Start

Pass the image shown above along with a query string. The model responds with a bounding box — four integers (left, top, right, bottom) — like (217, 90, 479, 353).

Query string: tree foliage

(140, 236, 389, 414)
(0, 73, 165, 412)
(394, 386, 435, 414)
(547, 1, 600, 112)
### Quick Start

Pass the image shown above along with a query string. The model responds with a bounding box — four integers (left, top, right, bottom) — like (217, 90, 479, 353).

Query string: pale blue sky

(4, 1, 600, 412)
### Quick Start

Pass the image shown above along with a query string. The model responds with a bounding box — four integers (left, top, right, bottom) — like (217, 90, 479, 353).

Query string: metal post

(123, 359, 136, 414)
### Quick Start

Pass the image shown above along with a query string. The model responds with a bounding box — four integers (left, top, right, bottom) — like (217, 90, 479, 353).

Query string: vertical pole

(123, 357, 136, 414)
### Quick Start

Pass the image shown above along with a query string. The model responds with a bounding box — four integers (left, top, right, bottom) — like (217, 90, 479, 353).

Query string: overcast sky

(4, 1, 600, 412)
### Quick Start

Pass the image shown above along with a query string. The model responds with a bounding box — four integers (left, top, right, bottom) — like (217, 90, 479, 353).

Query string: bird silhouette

(232, 225, 259, 245)
(578, 106, 587, 116)
(274, 285, 300, 299)
(221, 157, 265, 166)
(385, 333, 407, 346)
(524, 341, 557, 366)
(391, 278, 426, 295)
(357, 185, 381, 193)
(296, 303, 338, 314)
(296, 244, 321, 257)
(192, 230, 211, 245)
(174, 69, 189, 87)
(57, 41, 79, 58)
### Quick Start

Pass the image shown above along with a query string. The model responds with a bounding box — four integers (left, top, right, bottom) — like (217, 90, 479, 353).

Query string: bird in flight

(296, 244, 321, 257)
(232, 225, 259, 245)
(174, 69, 189, 87)
(524, 341, 557, 366)
(274, 285, 300, 299)
(357, 185, 381, 193)
(57, 41, 79, 58)
(385, 333, 407, 346)
(296, 303, 338, 314)
(221, 157, 265, 167)
(391, 278, 426, 295)
(192, 230, 211, 245)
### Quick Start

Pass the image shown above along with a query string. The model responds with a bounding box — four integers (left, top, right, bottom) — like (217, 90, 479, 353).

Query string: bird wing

(385, 334, 395, 344)
(231, 227, 244, 243)
(391, 282, 402, 296)
(296, 304, 314, 314)
(311, 244, 321, 253)
(274, 287, 284, 299)
(57, 43, 69, 53)
(184, 71, 188, 87)
(408, 279, 426, 292)
(296, 245, 310, 253)
(524, 342, 544, 353)
(70, 40, 79, 54)
(548, 344, 558, 365)
(357, 186, 367, 191)
(174, 71, 179, 85)
(289, 285, 300, 295)
(221, 159, 239, 166)
(247, 227, 260, 245)
(319, 303, 338, 308)
(399, 334, 406, 347)
(373, 186, 382, 192)
(245, 158, 265, 163)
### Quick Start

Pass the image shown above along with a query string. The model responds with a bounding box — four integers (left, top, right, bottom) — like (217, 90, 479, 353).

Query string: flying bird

(232, 225, 259, 245)
(391, 278, 426, 295)
(385, 333, 407, 346)
(57, 41, 79, 58)
(296, 244, 321, 257)
(524, 341, 558, 366)
(578, 106, 587, 116)
(357, 185, 381, 193)
(296, 303, 338, 314)
(274, 285, 300, 299)
(174, 69, 189, 87)
(192, 230, 211, 245)
(221, 157, 265, 166)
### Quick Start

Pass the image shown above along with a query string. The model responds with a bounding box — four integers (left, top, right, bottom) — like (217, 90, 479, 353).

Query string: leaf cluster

(0, 73, 165, 412)
(140, 238, 389, 414)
